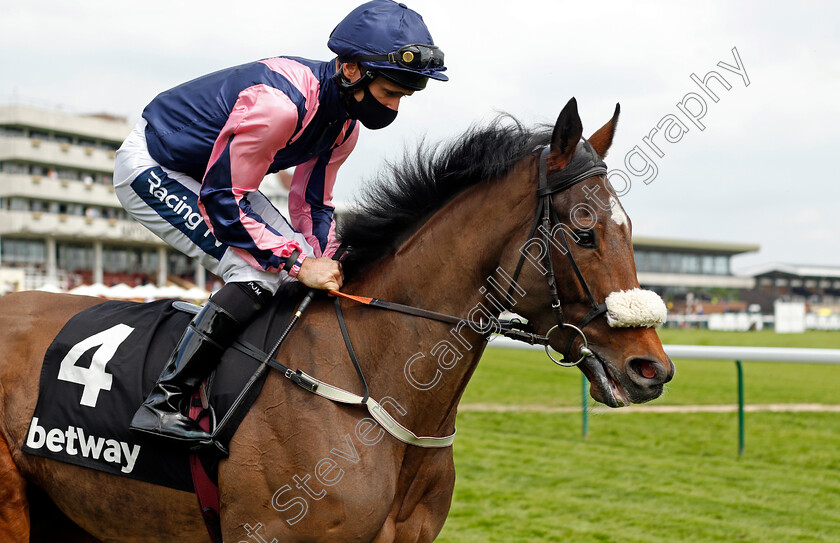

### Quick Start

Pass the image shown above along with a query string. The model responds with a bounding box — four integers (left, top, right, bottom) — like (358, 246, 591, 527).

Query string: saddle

(22, 282, 307, 491)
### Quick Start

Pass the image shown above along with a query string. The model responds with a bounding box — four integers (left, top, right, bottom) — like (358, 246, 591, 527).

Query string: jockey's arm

(287, 120, 359, 291)
(199, 86, 306, 274)
(198, 87, 357, 291)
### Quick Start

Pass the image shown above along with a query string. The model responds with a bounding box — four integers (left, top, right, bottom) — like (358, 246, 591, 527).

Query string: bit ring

(544, 323, 592, 367)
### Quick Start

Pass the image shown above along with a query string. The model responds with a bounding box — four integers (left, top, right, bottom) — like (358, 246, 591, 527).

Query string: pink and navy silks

(142, 57, 357, 274)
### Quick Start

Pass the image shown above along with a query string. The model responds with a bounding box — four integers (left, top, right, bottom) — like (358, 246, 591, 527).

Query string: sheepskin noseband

(604, 289, 667, 328)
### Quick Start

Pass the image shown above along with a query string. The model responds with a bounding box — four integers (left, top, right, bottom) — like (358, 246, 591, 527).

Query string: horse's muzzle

(580, 350, 674, 407)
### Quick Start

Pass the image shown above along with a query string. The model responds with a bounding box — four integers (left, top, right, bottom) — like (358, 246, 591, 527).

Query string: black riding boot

(129, 281, 271, 445)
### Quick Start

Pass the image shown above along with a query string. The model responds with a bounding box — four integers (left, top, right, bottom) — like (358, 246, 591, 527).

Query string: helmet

(328, 0, 448, 91)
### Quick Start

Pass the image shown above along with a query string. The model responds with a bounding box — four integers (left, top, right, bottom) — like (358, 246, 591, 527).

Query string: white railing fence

(486, 339, 840, 454)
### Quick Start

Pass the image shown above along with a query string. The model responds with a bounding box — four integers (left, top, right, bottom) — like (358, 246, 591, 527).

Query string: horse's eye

(574, 229, 597, 248)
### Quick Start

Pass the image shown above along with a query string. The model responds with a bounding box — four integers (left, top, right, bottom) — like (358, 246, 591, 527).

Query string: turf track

(435, 330, 840, 542)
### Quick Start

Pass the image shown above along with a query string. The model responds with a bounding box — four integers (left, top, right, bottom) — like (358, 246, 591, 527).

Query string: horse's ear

(588, 103, 621, 158)
(549, 98, 583, 168)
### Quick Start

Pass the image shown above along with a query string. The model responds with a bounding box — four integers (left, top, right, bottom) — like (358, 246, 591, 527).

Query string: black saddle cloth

(22, 283, 306, 491)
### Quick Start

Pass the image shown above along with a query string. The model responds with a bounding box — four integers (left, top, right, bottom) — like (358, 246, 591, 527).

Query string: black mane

(338, 115, 550, 278)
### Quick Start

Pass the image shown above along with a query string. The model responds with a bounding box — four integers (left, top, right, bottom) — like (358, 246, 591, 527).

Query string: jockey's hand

(296, 257, 344, 291)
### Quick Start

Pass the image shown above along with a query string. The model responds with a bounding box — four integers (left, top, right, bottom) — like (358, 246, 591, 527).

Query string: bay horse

(0, 98, 673, 542)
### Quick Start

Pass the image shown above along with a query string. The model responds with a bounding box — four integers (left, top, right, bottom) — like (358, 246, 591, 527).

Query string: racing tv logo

(131, 167, 226, 260)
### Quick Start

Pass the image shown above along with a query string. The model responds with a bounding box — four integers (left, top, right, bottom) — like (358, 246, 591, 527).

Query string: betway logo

(26, 417, 141, 474)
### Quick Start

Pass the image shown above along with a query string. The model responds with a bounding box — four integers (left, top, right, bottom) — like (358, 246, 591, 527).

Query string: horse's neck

(344, 173, 533, 436)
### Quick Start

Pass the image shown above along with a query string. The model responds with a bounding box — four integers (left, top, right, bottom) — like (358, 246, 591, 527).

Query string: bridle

(501, 140, 609, 366)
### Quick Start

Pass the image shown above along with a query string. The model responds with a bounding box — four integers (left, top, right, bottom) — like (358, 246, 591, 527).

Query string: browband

(537, 139, 608, 196)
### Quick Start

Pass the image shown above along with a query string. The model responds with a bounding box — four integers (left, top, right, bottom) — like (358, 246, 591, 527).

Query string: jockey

(113, 0, 447, 448)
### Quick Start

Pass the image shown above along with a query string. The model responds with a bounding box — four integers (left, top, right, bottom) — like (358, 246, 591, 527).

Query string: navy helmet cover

(328, 0, 448, 84)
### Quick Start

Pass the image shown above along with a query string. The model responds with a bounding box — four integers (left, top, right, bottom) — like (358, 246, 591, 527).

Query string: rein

(305, 142, 613, 447)
(329, 290, 548, 345)
(334, 141, 611, 366)
(212, 142, 614, 450)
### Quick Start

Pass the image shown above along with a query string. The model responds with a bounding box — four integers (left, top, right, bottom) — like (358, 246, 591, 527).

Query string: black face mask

(343, 86, 398, 130)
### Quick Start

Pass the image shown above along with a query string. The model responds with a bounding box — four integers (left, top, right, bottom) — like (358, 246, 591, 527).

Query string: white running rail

(486, 336, 840, 455)
(488, 337, 840, 364)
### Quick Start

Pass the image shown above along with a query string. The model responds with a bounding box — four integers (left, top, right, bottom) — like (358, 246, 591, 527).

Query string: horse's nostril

(638, 359, 657, 379)
(627, 356, 671, 386)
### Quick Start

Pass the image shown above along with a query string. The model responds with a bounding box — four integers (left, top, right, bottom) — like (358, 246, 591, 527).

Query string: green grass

(435, 330, 840, 542)
(437, 412, 840, 543)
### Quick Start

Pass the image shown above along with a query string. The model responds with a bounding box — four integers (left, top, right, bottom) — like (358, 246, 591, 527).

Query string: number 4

(57, 324, 135, 408)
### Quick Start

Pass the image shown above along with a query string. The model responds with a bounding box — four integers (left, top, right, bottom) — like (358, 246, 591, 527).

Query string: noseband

(503, 141, 609, 366)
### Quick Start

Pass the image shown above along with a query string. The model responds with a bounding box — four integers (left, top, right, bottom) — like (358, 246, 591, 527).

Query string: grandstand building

(0, 104, 307, 295)
(633, 241, 838, 329)
(741, 263, 840, 313)
(632, 236, 760, 312)
(0, 105, 209, 292)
